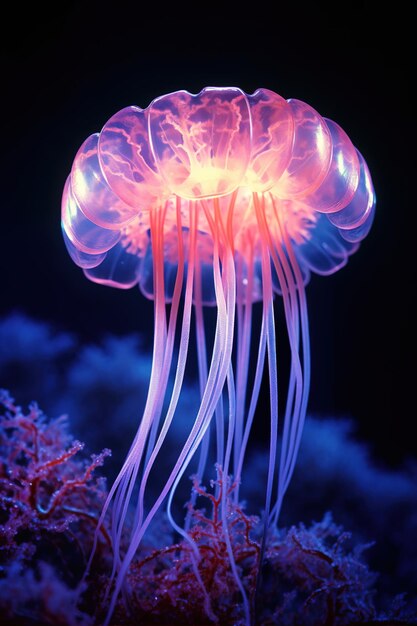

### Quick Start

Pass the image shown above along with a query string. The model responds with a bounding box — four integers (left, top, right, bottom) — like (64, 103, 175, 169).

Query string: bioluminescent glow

(61, 87, 375, 623)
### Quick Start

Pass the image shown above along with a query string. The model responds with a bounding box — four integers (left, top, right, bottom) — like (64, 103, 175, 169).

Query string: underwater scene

(1, 311, 416, 625)
(1, 12, 415, 626)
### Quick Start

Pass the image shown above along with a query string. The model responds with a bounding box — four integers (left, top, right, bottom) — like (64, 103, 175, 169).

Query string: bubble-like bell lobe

(303, 119, 360, 213)
(339, 199, 375, 243)
(61, 176, 120, 254)
(296, 212, 358, 275)
(61, 226, 107, 269)
(328, 150, 375, 234)
(277, 99, 332, 198)
(71, 134, 138, 229)
(98, 107, 167, 210)
(148, 87, 252, 199)
(84, 242, 142, 289)
(245, 89, 294, 191)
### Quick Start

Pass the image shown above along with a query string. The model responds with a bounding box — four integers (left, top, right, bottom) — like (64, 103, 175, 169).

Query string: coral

(243, 417, 417, 598)
(264, 513, 376, 625)
(0, 390, 110, 561)
(0, 390, 415, 624)
(0, 560, 92, 625)
(0, 390, 110, 623)
(112, 474, 410, 626)
(1, 315, 416, 624)
(118, 471, 260, 625)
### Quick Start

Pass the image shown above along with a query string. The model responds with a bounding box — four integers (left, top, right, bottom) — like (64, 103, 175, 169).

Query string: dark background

(1, 9, 415, 464)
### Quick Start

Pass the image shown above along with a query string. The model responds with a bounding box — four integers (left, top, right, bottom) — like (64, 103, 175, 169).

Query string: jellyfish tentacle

(201, 199, 228, 472)
(233, 239, 254, 495)
(221, 363, 251, 626)
(184, 248, 211, 532)
(275, 244, 303, 515)
(107, 204, 172, 589)
(137, 198, 216, 619)
(234, 312, 267, 493)
(259, 196, 310, 523)
(214, 392, 225, 484)
(270, 197, 305, 516)
(112, 205, 168, 543)
(105, 199, 237, 624)
(189, 225, 227, 506)
(213, 196, 237, 473)
(257, 193, 305, 520)
(270, 222, 311, 522)
(143, 198, 186, 469)
(168, 196, 240, 623)
(253, 192, 279, 531)
(135, 200, 197, 535)
(169, 205, 251, 621)
(278, 225, 311, 499)
(89, 203, 172, 605)
(107, 199, 188, 588)
(130, 201, 187, 539)
(214, 196, 251, 624)
(165, 199, 231, 529)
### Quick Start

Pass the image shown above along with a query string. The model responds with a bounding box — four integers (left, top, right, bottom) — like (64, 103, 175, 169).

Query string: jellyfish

(61, 87, 375, 623)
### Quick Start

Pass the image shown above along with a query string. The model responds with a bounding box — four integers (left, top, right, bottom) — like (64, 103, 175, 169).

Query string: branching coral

(0, 390, 110, 623)
(264, 513, 376, 625)
(0, 390, 110, 559)
(244, 418, 417, 598)
(111, 473, 406, 626)
(119, 471, 260, 625)
(1, 318, 417, 626)
(0, 391, 415, 625)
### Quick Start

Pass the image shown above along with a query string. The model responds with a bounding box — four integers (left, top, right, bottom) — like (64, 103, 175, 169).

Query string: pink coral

(0, 390, 110, 563)
(112, 476, 394, 626)
(0, 390, 111, 624)
(1, 391, 414, 625)
(117, 470, 260, 625)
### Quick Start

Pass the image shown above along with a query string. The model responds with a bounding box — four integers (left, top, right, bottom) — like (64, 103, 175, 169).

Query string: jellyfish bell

(61, 86, 375, 624)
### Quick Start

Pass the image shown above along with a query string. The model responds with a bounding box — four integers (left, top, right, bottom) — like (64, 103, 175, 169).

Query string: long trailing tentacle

(254, 192, 306, 525)
(253, 192, 279, 549)
(267, 194, 310, 522)
(278, 220, 310, 499)
(269, 196, 304, 522)
(184, 240, 210, 532)
(233, 236, 254, 501)
(104, 195, 239, 624)
(107, 203, 181, 602)
(234, 312, 267, 494)
(133, 200, 194, 535)
(143, 199, 187, 470)
(164, 195, 252, 624)
(83, 203, 171, 599)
